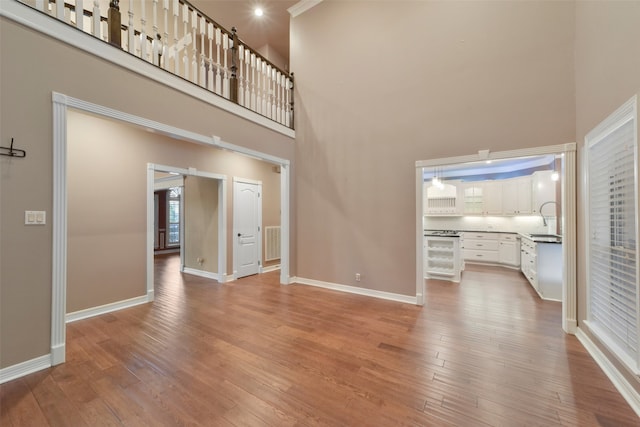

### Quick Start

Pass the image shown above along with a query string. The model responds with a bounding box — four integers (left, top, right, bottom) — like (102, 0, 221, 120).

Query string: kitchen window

(585, 96, 639, 374)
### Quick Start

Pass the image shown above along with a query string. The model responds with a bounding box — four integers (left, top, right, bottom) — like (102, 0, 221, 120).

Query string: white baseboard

(66, 294, 150, 323)
(575, 327, 640, 418)
(182, 267, 221, 282)
(293, 277, 418, 305)
(287, 276, 298, 285)
(261, 264, 281, 273)
(224, 274, 235, 282)
(154, 248, 180, 255)
(0, 354, 51, 384)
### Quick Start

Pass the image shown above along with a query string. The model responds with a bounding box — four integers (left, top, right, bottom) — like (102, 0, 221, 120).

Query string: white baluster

(271, 68, 278, 121)
(140, 0, 147, 60)
(238, 45, 245, 106)
(280, 73, 286, 124)
(92, 1, 101, 38)
(102, 20, 108, 42)
(222, 32, 229, 98)
(275, 70, 281, 123)
(191, 10, 198, 84)
(173, 0, 179, 75)
(269, 66, 276, 119)
(207, 23, 214, 92)
(152, 0, 159, 65)
(35, 0, 44, 11)
(75, 0, 83, 30)
(265, 64, 271, 119)
(285, 76, 291, 127)
(261, 61, 267, 115)
(182, 3, 189, 79)
(199, 16, 206, 87)
(163, 0, 169, 69)
(256, 57, 262, 114)
(128, 0, 135, 54)
(215, 28, 222, 95)
(244, 49, 251, 108)
(250, 53, 257, 111)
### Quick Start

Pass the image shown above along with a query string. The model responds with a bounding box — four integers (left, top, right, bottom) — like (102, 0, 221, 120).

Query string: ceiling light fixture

(254, 7, 264, 17)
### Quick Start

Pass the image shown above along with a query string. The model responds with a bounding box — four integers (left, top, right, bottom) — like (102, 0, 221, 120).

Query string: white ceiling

(191, 0, 297, 68)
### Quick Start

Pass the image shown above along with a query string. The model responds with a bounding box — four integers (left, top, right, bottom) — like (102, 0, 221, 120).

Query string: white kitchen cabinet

(483, 181, 503, 214)
(462, 184, 484, 214)
(502, 176, 532, 215)
(462, 232, 499, 263)
(461, 182, 502, 215)
(532, 171, 557, 213)
(424, 236, 461, 282)
(520, 234, 562, 300)
(498, 234, 520, 267)
(423, 180, 462, 216)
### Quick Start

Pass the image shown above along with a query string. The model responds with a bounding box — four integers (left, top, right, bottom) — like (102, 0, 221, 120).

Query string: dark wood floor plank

(1, 256, 637, 426)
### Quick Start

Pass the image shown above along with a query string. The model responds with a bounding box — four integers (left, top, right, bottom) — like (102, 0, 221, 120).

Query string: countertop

(424, 229, 562, 244)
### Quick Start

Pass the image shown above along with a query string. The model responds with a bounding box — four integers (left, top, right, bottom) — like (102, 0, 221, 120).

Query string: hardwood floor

(1, 255, 638, 426)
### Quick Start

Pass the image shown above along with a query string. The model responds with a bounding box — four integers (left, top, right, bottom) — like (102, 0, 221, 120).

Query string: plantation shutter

(587, 105, 639, 370)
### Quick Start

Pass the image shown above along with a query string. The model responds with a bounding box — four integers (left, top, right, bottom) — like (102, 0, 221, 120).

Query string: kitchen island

(423, 231, 461, 283)
(520, 233, 562, 301)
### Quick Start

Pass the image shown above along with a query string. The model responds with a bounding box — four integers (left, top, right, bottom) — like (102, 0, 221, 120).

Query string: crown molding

(288, 0, 323, 18)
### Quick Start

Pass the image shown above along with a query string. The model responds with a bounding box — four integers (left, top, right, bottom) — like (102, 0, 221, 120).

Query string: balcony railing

(19, 0, 294, 129)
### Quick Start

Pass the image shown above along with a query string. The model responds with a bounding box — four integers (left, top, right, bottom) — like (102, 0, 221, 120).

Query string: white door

(233, 179, 262, 278)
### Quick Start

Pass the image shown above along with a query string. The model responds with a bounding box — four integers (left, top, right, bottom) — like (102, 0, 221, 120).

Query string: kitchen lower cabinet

(424, 236, 461, 283)
(520, 235, 562, 300)
(462, 232, 499, 264)
(463, 232, 521, 268)
(498, 234, 520, 267)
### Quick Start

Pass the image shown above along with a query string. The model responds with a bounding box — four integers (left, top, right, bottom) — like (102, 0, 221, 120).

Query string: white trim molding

(66, 295, 150, 323)
(262, 264, 281, 273)
(182, 267, 222, 282)
(576, 328, 640, 418)
(288, 0, 323, 17)
(0, 0, 295, 139)
(49, 93, 292, 377)
(416, 142, 578, 334)
(294, 277, 418, 305)
(0, 354, 52, 384)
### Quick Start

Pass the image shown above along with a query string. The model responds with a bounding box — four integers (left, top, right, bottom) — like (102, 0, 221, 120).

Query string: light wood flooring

(1, 255, 638, 426)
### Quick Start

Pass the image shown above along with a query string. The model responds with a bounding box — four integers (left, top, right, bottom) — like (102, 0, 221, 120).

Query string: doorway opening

(415, 143, 577, 334)
(53, 92, 291, 366)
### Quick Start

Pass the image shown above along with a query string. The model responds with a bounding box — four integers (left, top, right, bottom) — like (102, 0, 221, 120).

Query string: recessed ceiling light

(254, 7, 264, 17)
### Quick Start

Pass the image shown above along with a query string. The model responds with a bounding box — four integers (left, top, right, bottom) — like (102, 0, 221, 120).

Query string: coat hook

(0, 138, 26, 158)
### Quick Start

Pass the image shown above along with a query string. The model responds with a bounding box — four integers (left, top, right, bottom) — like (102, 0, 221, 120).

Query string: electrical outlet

(355, 273, 361, 282)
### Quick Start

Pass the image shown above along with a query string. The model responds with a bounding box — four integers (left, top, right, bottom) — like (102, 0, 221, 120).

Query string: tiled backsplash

(424, 215, 560, 235)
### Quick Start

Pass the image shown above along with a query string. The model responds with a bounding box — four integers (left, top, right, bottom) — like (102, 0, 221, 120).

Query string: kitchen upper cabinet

(532, 171, 557, 213)
(502, 176, 532, 215)
(483, 181, 503, 214)
(423, 181, 461, 216)
(462, 184, 483, 214)
(461, 182, 501, 215)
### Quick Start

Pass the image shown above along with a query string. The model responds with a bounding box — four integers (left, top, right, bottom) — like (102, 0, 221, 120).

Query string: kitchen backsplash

(425, 215, 560, 235)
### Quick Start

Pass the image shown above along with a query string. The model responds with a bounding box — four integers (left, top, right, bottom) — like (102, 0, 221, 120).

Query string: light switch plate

(25, 210, 46, 225)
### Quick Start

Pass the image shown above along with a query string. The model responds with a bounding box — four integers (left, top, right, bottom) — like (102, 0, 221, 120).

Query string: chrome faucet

(539, 201, 557, 226)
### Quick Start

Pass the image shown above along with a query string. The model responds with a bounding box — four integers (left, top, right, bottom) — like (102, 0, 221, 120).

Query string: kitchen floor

(1, 257, 637, 426)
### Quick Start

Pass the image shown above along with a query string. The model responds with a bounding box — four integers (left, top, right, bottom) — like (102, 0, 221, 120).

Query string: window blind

(587, 104, 639, 371)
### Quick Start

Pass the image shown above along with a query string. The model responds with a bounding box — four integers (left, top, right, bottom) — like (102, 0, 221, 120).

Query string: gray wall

(184, 176, 220, 273)
(0, 17, 293, 368)
(290, 0, 575, 295)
